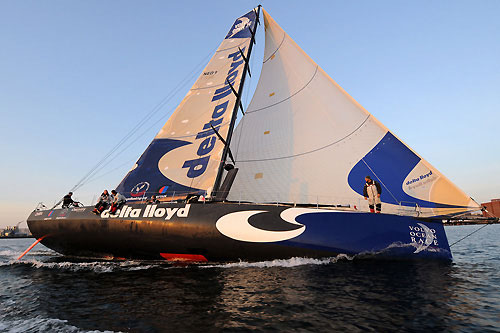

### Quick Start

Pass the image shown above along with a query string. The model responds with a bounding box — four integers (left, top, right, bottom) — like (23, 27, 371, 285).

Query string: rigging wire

(233, 49, 254, 162)
(72, 103, 176, 192)
(360, 159, 400, 205)
(234, 28, 259, 162)
(449, 208, 498, 247)
(74, 51, 212, 187)
(449, 222, 495, 247)
(74, 109, 176, 191)
(82, 158, 137, 185)
(55, 47, 218, 204)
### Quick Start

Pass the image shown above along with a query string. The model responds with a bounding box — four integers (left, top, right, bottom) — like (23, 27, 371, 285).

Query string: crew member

(62, 192, 74, 208)
(363, 176, 382, 213)
(109, 190, 126, 214)
(93, 190, 111, 214)
(147, 195, 159, 204)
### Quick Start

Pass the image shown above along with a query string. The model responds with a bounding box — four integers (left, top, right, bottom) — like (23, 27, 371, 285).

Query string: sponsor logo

(34, 212, 43, 216)
(56, 210, 67, 220)
(409, 223, 438, 253)
(130, 182, 150, 197)
(215, 208, 308, 242)
(181, 48, 245, 180)
(158, 185, 169, 194)
(226, 16, 251, 39)
(405, 170, 434, 186)
(47, 211, 54, 217)
(71, 207, 86, 212)
(100, 204, 191, 220)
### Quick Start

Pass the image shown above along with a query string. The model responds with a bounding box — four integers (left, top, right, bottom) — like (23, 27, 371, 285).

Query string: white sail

(116, 9, 257, 200)
(228, 9, 479, 217)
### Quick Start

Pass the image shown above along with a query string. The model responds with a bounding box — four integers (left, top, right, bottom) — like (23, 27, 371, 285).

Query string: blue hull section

(286, 211, 451, 260)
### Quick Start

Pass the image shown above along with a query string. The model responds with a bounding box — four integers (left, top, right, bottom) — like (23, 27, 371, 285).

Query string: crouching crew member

(93, 190, 111, 215)
(147, 195, 159, 204)
(62, 192, 74, 208)
(363, 176, 382, 213)
(109, 190, 126, 214)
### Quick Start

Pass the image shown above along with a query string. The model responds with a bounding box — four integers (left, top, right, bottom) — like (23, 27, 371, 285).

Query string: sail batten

(246, 66, 319, 114)
(235, 114, 372, 163)
(228, 9, 479, 217)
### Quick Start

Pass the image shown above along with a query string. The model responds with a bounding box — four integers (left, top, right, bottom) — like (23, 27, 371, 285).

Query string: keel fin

(160, 253, 208, 262)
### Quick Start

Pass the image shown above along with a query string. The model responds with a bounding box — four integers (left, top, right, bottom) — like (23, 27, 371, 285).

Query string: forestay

(116, 9, 257, 201)
(228, 9, 479, 217)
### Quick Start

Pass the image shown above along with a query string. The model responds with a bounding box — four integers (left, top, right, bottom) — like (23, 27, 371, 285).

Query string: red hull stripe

(160, 253, 208, 262)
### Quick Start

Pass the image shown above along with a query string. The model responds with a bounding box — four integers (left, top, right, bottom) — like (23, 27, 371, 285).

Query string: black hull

(27, 202, 452, 261)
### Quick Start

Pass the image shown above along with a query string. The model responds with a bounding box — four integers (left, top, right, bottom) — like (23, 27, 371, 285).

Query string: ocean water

(1, 225, 499, 333)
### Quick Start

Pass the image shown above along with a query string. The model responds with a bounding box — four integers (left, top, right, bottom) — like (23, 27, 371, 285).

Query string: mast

(212, 5, 261, 197)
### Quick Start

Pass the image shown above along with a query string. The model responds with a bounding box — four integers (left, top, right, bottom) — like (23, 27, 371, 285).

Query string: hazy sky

(1, 1, 499, 228)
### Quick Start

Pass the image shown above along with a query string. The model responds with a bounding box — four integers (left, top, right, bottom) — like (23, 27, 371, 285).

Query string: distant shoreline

(444, 220, 499, 226)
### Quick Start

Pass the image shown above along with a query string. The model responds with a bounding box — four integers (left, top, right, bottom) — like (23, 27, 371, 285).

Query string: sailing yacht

(27, 7, 480, 261)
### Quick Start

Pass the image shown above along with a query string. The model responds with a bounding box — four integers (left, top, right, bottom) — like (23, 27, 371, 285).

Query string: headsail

(228, 9, 479, 217)
(116, 9, 257, 201)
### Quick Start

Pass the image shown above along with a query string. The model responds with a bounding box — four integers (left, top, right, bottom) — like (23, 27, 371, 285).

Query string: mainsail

(228, 9, 479, 217)
(116, 9, 258, 201)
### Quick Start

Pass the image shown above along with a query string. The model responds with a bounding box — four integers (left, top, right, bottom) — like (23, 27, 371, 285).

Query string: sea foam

(200, 254, 354, 269)
(0, 315, 119, 333)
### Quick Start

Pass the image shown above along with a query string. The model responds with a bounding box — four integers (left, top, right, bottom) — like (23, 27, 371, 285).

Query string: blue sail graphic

(116, 139, 204, 200)
(347, 132, 468, 209)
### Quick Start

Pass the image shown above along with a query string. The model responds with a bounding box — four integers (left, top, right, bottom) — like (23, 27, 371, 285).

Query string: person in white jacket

(109, 190, 126, 214)
(363, 176, 382, 213)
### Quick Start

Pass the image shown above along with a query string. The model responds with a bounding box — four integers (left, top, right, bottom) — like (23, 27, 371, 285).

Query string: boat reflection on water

(6, 253, 483, 332)
(212, 259, 458, 331)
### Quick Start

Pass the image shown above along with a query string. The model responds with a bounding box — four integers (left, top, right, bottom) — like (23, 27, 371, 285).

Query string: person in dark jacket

(147, 195, 159, 204)
(62, 192, 74, 208)
(363, 176, 382, 213)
